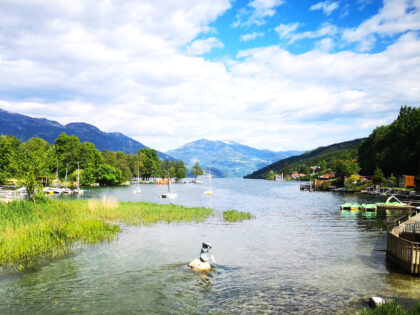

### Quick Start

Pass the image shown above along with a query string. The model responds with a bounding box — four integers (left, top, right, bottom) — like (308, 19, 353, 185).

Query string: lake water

(1, 179, 419, 314)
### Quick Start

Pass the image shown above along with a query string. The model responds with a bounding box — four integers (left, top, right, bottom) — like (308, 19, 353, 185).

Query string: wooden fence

(387, 232, 420, 274)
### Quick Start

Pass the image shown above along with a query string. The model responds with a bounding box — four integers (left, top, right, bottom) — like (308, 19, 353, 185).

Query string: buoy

(188, 242, 214, 272)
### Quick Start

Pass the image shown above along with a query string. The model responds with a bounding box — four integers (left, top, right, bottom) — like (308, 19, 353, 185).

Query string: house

(291, 172, 306, 180)
(318, 173, 335, 180)
(398, 175, 415, 188)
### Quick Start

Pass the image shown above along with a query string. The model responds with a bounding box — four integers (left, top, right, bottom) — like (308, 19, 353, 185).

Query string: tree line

(0, 132, 189, 188)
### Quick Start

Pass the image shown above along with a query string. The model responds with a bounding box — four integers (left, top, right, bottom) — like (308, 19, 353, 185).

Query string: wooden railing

(387, 232, 420, 274)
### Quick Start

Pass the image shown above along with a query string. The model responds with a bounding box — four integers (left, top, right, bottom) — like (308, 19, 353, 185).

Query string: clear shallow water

(1, 179, 420, 314)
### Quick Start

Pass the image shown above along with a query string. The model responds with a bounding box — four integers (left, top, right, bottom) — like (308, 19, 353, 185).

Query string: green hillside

(244, 138, 363, 179)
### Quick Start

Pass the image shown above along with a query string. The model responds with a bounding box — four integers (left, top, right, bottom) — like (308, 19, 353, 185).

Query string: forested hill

(244, 138, 364, 179)
(0, 108, 172, 159)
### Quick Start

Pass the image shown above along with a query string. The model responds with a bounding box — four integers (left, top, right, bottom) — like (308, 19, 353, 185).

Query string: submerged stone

(188, 258, 211, 272)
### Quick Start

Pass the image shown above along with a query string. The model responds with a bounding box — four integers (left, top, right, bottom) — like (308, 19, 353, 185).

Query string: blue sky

(0, 0, 419, 151)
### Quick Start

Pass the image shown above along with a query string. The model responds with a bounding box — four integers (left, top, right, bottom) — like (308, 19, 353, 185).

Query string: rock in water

(188, 258, 211, 272)
(369, 297, 385, 309)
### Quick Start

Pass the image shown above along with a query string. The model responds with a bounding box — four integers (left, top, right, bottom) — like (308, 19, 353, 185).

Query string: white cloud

(275, 22, 338, 43)
(310, 1, 339, 16)
(233, 0, 284, 27)
(187, 37, 224, 55)
(240, 32, 265, 42)
(342, 0, 420, 50)
(0, 0, 419, 152)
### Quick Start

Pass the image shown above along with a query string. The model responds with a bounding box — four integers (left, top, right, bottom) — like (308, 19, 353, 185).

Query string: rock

(369, 296, 386, 309)
(188, 259, 211, 272)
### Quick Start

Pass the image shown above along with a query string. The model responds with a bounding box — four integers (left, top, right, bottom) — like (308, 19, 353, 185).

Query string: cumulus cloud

(310, 1, 339, 16)
(0, 0, 419, 151)
(187, 37, 224, 55)
(342, 0, 420, 51)
(240, 32, 265, 42)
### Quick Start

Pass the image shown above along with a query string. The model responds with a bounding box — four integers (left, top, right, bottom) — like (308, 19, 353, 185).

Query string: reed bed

(223, 210, 254, 222)
(0, 196, 213, 270)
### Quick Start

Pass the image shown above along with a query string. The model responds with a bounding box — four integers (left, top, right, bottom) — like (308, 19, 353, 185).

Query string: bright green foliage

(161, 159, 187, 181)
(138, 148, 160, 179)
(97, 164, 123, 186)
(333, 159, 360, 186)
(373, 168, 386, 184)
(359, 106, 420, 176)
(0, 198, 213, 270)
(223, 210, 254, 222)
(0, 135, 23, 183)
(191, 162, 204, 179)
(266, 170, 275, 180)
(358, 300, 420, 315)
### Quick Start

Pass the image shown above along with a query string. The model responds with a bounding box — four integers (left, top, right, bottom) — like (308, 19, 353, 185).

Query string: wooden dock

(387, 212, 420, 274)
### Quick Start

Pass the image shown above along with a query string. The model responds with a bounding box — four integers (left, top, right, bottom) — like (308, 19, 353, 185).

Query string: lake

(1, 179, 419, 314)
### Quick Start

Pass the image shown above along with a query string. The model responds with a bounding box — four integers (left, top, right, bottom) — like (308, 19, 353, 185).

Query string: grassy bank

(223, 210, 253, 222)
(358, 300, 420, 314)
(0, 196, 213, 270)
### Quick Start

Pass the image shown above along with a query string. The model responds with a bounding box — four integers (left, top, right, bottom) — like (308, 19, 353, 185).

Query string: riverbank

(0, 196, 213, 270)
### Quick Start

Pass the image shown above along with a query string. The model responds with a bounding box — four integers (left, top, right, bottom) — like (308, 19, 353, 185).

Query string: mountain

(244, 138, 364, 179)
(166, 139, 303, 178)
(0, 108, 172, 159)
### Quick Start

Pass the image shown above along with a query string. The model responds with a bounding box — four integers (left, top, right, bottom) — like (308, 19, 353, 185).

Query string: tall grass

(358, 300, 420, 315)
(0, 197, 213, 270)
(223, 210, 254, 222)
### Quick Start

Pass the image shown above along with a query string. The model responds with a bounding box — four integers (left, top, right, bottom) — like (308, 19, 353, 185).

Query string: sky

(0, 0, 419, 152)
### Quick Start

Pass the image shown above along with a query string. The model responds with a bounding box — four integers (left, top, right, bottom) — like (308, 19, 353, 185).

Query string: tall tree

(191, 162, 204, 180)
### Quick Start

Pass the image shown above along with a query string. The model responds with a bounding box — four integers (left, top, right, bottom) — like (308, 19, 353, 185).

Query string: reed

(223, 210, 253, 222)
(0, 197, 213, 270)
(358, 300, 420, 315)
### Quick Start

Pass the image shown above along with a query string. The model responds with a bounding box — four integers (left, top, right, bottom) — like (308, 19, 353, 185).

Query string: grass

(358, 300, 420, 315)
(223, 210, 254, 222)
(0, 195, 213, 270)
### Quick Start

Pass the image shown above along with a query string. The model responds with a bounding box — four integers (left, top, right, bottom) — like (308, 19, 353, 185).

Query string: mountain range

(0, 108, 172, 159)
(166, 139, 303, 178)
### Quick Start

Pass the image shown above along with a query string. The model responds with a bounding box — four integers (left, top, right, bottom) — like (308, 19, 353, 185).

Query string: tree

(137, 148, 160, 179)
(191, 162, 204, 180)
(333, 159, 360, 187)
(96, 164, 123, 186)
(373, 168, 386, 184)
(266, 170, 275, 180)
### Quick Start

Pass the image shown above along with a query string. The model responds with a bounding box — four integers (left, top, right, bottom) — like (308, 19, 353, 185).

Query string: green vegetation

(359, 106, 420, 177)
(161, 159, 187, 181)
(191, 162, 204, 180)
(0, 197, 213, 270)
(246, 106, 420, 190)
(357, 300, 420, 315)
(245, 138, 362, 180)
(0, 133, 187, 197)
(223, 210, 253, 222)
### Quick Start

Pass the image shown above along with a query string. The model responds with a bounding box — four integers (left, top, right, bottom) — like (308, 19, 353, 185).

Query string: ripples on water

(1, 179, 420, 314)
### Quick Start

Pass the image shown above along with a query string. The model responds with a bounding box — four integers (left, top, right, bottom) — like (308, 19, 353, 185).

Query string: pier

(387, 211, 420, 274)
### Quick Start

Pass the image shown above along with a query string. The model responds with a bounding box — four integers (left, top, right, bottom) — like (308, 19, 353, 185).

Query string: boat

(204, 165, 213, 195)
(62, 164, 72, 194)
(73, 162, 85, 195)
(160, 171, 177, 199)
(133, 188, 142, 194)
(376, 195, 416, 211)
(340, 203, 359, 211)
(359, 203, 377, 212)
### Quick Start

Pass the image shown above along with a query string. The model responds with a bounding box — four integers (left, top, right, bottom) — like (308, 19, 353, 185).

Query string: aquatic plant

(358, 300, 420, 315)
(223, 210, 253, 222)
(0, 198, 213, 270)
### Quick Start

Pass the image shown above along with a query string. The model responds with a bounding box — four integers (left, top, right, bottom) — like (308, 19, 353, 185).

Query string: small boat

(359, 203, 377, 212)
(376, 195, 416, 210)
(159, 171, 177, 199)
(340, 203, 359, 211)
(133, 188, 142, 194)
(204, 165, 213, 196)
(73, 162, 85, 194)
